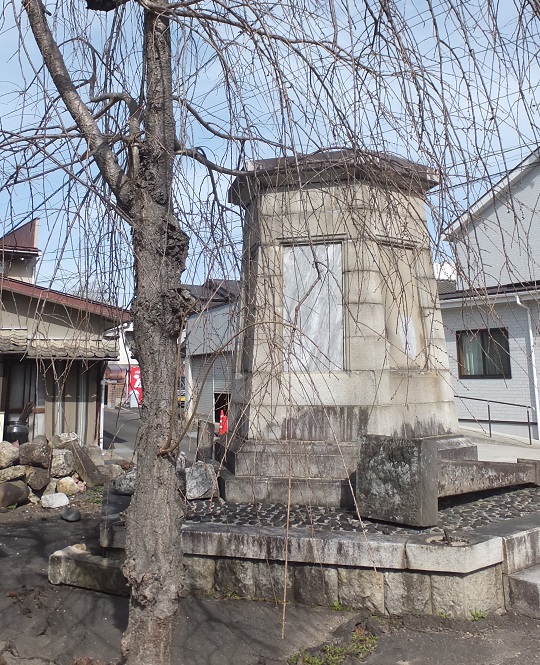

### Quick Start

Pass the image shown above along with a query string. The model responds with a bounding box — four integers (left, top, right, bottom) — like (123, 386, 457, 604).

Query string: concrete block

(505, 564, 540, 618)
(431, 565, 504, 619)
(100, 519, 126, 549)
(438, 459, 538, 497)
(384, 570, 432, 615)
(180, 523, 408, 570)
(293, 564, 339, 606)
(474, 513, 540, 574)
(345, 302, 386, 337)
(405, 533, 503, 573)
(337, 567, 385, 613)
(253, 561, 293, 602)
(348, 336, 388, 371)
(345, 269, 384, 305)
(184, 555, 216, 595)
(357, 435, 439, 527)
(48, 545, 129, 596)
(214, 558, 256, 598)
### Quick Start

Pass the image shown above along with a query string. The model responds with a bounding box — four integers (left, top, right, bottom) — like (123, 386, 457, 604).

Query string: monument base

(215, 434, 477, 510)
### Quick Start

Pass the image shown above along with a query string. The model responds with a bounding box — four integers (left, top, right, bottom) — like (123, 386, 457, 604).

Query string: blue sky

(0, 0, 539, 302)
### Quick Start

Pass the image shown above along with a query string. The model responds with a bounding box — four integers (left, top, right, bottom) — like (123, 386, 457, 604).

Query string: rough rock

(42, 479, 57, 495)
(0, 465, 26, 483)
(0, 441, 19, 469)
(113, 468, 137, 495)
(0, 640, 52, 665)
(25, 466, 51, 491)
(83, 444, 104, 467)
(50, 432, 81, 449)
(107, 455, 135, 471)
(60, 506, 81, 522)
(19, 440, 52, 469)
(185, 461, 219, 500)
(56, 476, 82, 496)
(27, 489, 40, 505)
(50, 448, 74, 477)
(0, 480, 30, 508)
(41, 492, 69, 509)
(100, 463, 124, 482)
(54, 440, 106, 488)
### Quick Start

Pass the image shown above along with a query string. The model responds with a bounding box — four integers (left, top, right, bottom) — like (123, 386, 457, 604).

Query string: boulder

(28, 489, 40, 505)
(83, 445, 104, 467)
(0, 481, 30, 508)
(53, 440, 106, 488)
(56, 476, 82, 496)
(60, 507, 81, 522)
(50, 432, 81, 449)
(19, 440, 52, 469)
(185, 461, 219, 500)
(0, 441, 19, 470)
(41, 492, 69, 509)
(25, 466, 50, 491)
(50, 449, 74, 477)
(100, 464, 124, 482)
(43, 479, 57, 495)
(107, 455, 135, 471)
(0, 465, 26, 483)
(113, 468, 137, 495)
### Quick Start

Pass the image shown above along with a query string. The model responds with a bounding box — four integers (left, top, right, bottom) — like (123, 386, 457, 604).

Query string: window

(282, 243, 343, 372)
(457, 328, 511, 379)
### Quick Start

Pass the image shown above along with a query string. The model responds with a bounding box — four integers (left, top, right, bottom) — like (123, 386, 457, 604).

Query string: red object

(128, 366, 143, 405)
(218, 410, 228, 435)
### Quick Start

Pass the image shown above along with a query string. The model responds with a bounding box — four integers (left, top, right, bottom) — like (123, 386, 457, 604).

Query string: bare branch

(23, 0, 131, 203)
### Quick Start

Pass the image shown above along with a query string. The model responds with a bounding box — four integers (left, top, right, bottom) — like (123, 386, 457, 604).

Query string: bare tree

(2, 0, 540, 663)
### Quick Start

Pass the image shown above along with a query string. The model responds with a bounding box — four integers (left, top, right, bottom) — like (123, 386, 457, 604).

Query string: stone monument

(217, 149, 540, 524)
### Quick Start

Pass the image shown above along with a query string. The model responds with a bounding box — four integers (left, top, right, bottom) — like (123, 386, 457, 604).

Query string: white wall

(441, 298, 540, 433)
(453, 162, 540, 289)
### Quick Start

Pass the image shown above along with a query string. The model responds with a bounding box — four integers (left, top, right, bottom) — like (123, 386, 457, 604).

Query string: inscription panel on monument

(282, 243, 343, 372)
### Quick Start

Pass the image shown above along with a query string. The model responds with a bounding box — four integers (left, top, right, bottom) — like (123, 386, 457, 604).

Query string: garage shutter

(189, 352, 233, 420)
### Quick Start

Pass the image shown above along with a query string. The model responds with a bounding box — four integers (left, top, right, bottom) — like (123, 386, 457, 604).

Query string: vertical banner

(128, 366, 143, 405)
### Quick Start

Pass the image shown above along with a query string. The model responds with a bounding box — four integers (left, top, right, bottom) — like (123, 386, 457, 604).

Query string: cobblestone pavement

(184, 484, 540, 535)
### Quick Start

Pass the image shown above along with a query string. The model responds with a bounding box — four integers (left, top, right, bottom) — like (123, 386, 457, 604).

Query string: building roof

(184, 278, 239, 310)
(439, 279, 540, 303)
(0, 329, 118, 359)
(0, 277, 130, 324)
(229, 149, 439, 206)
(444, 147, 540, 241)
(0, 219, 41, 256)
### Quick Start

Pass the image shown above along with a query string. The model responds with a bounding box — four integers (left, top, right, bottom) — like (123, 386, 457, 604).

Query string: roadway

(102, 407, 198, 461)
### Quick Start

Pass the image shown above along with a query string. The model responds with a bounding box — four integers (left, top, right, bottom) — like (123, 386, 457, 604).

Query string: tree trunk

(121, 196, 189, 664)
(120, 5, 189, 664)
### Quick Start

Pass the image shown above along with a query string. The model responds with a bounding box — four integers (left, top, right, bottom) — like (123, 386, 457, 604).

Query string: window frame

(456, 327, 511, 379)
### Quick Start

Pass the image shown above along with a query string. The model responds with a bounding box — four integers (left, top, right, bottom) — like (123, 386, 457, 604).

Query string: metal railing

(454, 394, 535, 446)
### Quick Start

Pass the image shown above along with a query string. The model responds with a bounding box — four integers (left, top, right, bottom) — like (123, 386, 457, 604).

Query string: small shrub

(470, 609, 486, 621)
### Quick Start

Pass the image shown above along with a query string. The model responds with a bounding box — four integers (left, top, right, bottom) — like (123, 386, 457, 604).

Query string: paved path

(460, 427, 540, 462)
(103, 407, 198, 461)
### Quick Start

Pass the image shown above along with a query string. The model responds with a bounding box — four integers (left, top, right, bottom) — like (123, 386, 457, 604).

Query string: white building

(441, 148, 540, 441)
(183, 280, 239, 424)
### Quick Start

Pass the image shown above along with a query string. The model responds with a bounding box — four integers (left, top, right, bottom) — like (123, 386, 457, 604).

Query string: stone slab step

(471, 512, 540, 574)
(216, 439, 358, 479)
(505, 564, 540, 618)
(218, 467, 355, 509)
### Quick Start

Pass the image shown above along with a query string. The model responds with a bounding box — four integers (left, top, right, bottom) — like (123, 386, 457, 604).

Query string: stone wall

(183, 555, 504, 619)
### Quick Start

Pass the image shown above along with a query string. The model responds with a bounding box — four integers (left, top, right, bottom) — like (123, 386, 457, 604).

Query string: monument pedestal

(222, 151, 465, 509)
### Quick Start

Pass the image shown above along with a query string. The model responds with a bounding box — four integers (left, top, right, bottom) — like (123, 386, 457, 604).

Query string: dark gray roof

(183, 279, 239, 310)
(229, 148, 439, 206)
(437, 279, 457, 295)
